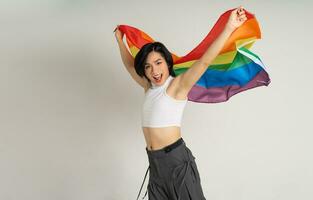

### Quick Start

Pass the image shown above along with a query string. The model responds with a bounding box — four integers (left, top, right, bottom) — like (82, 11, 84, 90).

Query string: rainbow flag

(118, 8, 270, 103)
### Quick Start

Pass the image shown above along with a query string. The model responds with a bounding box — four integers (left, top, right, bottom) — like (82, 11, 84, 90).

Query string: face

(144, 51, 169, 86)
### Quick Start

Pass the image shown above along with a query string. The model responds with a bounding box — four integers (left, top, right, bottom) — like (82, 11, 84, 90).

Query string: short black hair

(134, 42, 176, 81)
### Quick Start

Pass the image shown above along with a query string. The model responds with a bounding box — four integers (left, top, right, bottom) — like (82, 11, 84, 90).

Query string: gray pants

(136, 138, 206, 200)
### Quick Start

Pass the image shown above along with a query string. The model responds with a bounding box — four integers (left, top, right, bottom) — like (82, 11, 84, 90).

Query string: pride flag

(118, 8, 270, 103)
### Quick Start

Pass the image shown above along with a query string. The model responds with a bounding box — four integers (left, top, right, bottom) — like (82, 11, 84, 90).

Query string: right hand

(225, 6, 247, 31)
(114, 25, 124, 40)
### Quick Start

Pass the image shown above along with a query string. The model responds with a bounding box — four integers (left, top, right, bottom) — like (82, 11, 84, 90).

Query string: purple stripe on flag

(187, 70, 270, 103)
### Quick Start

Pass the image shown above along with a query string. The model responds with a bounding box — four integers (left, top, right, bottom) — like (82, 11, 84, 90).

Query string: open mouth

(153, 74, 162, 82)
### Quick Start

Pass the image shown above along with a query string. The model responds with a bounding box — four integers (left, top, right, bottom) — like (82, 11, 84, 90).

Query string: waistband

(145, 137, 185, 158)
(138, 138, 187, 200)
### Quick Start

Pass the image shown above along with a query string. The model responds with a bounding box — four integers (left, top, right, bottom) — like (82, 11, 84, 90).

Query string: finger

(238, 13, 246, 18)
(239, 15, 247, 19)
(234, 6, 241, 14)
(239, 16, 247, 22)
(237, 6, 245, 14)
(113, 25, 120, 33)
(238, 10, 245, 16)
(236, 8, 240, 15)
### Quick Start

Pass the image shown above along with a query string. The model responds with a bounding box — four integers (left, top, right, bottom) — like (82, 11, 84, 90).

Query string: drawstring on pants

(136, 165, 150, 200)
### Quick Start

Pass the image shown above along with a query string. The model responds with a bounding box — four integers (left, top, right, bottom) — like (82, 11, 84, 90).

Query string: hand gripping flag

(117, 8, 270, 103)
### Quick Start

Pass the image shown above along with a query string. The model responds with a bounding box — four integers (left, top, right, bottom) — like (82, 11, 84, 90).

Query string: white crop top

(141, 75, 187, 128)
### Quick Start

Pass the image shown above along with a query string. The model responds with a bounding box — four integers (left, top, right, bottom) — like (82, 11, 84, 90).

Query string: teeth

(153, 74, 161, 81)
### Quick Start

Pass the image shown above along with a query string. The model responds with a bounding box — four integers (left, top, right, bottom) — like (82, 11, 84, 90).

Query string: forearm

(198, 26, 235, 66)
(180, 6, 246, 90)
(116, 37, 134, 69)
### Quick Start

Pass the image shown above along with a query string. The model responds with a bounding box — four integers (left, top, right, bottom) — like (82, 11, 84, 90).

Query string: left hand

(114, 25, 124, 40)
(225, 6, 247, 31)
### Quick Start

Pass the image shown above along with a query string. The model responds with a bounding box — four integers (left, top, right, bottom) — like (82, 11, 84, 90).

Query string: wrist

(225, 26, 236, 34)
(224, 24, 236, 34)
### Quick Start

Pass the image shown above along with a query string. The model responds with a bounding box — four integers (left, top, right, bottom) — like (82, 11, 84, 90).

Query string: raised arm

(114, 27, 149, 89)
(115, 28, 134, 68)
(178, 6, 247, 93)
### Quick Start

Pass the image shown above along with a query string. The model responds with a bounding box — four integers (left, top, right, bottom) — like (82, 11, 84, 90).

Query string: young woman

(115, 6, 247, 200)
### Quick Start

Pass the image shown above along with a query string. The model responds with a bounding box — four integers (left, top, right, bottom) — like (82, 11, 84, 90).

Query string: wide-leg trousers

(136, 138, 206, 200)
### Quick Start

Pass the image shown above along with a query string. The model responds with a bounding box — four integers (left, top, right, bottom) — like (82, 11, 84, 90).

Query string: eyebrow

(145, 58, 162, 66)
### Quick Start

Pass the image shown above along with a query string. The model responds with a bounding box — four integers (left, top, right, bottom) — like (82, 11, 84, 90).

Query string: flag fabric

(117, 8, 270, 103)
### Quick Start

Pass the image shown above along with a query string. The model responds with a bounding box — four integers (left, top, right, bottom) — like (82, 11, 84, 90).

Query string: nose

(151, 64, 159, 74)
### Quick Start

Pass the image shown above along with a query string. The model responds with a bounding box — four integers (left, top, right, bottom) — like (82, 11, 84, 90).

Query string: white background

(1, 0, 313, 199)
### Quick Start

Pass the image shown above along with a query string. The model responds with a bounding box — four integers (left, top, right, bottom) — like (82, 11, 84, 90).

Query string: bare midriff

(142, 126, 181, 151)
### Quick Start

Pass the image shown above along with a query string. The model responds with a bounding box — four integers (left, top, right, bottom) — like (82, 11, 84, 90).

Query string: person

(114, 6, 247, 200)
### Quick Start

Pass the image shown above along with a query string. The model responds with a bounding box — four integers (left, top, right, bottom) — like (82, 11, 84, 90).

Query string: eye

(144, 65, 150, 69)
(157, 62, 162, 65)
